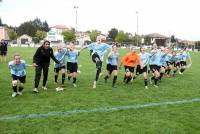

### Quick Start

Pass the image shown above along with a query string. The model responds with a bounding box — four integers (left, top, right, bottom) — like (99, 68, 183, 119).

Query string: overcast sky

(0, 0, 199, 40)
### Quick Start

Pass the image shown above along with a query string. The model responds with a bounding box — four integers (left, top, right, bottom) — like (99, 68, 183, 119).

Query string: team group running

(7, 36, 192, 97)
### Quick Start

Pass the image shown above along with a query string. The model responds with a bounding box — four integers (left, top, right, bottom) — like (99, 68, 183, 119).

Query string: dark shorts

(161, 66, 166, 69)
(12, 75, 26, 83)
(0, 51, 7, 56)
(92, 53, 101, 63)
(124, 66, 135, 73)
(107, 64, 117, 73)
(166, 61, 174, 66)
(67, 62, 78, 73)
(136, 65, 148, 74)
(92, 53, 102, 69)
(54, 66, 66, 73)
(180, 61, 187, 66)
(150, 65, 161, 73)
(175, 62, 180, 67)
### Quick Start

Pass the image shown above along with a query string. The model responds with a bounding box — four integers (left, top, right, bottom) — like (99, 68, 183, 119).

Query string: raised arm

(107, 50, 113, 58)
(80, 45, 88, 51)
(119, 54, 128, 68)
(188, 53, 192, 64)
(50, 48, 60, 64)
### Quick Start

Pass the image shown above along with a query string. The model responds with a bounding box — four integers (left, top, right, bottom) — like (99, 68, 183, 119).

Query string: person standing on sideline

(8, 53, 33, 97)
(33, 40, 60, 93)
(81, 36, 111, 89)
(0, 39, 8, 63)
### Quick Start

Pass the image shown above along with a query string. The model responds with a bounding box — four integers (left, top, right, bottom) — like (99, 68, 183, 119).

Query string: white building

(45, 25, 69, 42)
(0, 26, 9, 40)
(17, 34, 32, 45)
(76, 32, 91, 45)
(45, 29, 64, 43)
(144, 33, 169, 46)
(45, 25, 69, 43)
(50, 25, 69, 34)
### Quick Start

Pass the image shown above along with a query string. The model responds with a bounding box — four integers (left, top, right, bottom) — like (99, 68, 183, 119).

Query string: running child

(104, 44, 119, 88)
(66, 42, 80, 88)
(179, 48, 192, 74)
(81, 36, 111, 89)
(137, 47, 151, 89)
(54, 44, 67, 91)
(120, 47, 144, 84)
(149, 44, 163, 87)
(8, 53, 33, 97)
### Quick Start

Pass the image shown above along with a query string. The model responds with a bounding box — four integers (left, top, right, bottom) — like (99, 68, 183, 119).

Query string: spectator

(0, 39, 8, 62)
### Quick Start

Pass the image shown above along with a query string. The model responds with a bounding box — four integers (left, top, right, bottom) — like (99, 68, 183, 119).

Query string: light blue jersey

(54, 48, 67, 68)
(149, 49, 162, 65)
(8, 60, 26, 77)
(87, 43, 111, 61)
(139, 52, 151, 66)
(159, 53, 167, 66)
(165, 54, 172, 62)
(176, 53, 183, 62)
(182, 51, 190, 61)
(168, 55, 177, 63)
(107, 52, 119, 66)
(67, 50, 79, 63)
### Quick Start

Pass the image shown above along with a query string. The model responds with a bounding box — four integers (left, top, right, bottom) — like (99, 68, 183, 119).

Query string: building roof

(179, 40, 196, 46)
(50, 25, 69, 29)
(145, 33, 168, 38)
(18, 34, 32, 39)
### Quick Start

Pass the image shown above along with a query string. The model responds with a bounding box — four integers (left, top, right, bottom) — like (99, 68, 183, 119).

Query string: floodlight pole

(74, 6, 79, 33)
(136, 11, 139, 46)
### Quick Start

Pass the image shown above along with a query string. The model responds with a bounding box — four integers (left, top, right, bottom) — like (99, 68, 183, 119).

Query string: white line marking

(0, 98, 200, 121)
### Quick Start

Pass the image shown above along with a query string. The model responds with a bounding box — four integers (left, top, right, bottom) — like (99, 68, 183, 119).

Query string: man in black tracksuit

(33, 40, 60, 93)
(0, 39, 8, 62)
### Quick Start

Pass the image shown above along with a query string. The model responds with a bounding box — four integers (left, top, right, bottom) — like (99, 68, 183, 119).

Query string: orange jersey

(121, 52, 140, 67)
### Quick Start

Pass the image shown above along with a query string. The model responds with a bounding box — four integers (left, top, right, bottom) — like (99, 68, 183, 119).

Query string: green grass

(0, 47, 200, 134)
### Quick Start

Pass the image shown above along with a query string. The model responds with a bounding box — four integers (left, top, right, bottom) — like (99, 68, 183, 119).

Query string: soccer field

(0, 47, 200, 134)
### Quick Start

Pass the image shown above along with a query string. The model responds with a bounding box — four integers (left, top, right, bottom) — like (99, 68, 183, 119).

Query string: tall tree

(131, 34, 142, 45)
(108, 28, 118, 41)
(31, 18, 49, 32)
(88, 30, 101, 42)
(31, 18, 43, 30)
(35, 30, 47, 42)
(124, 32, 133, 42)
(42, 21, 49, 32)
(115, 31, 126, 43)
(70, 27, 75, 33)
(7, 28, 17, 40)
(196, 41, 200, 50)
(144, 36, 151, 45)
(170, 35, 176, 43)
(17, 22, 37, 37)
(17, 18, 50, 37)
(62, 30, 76, 42)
